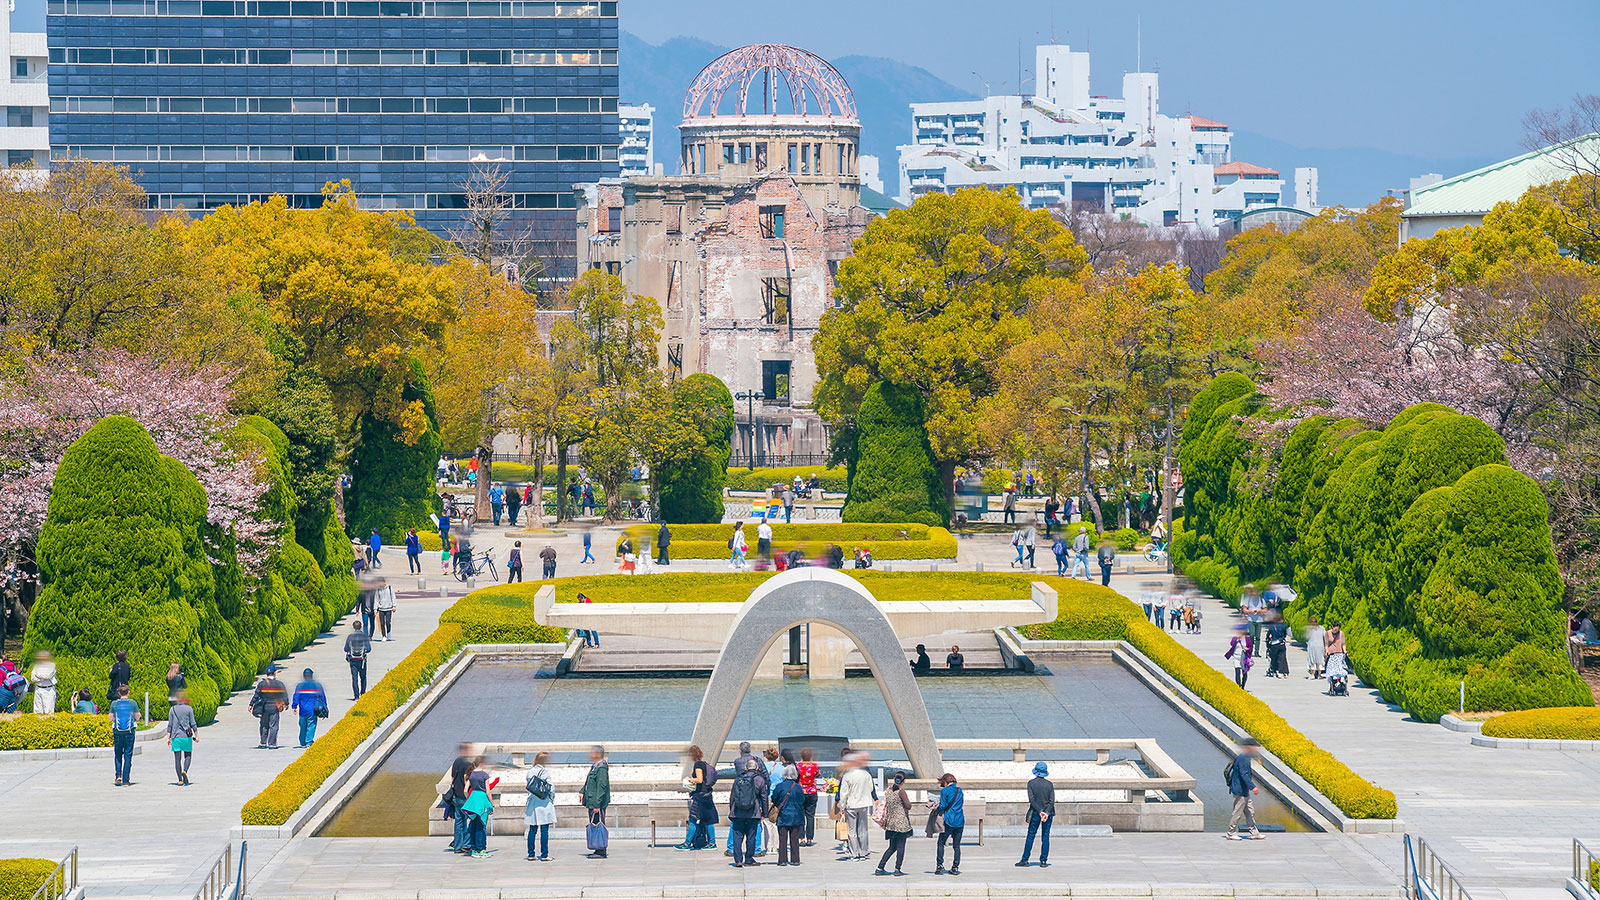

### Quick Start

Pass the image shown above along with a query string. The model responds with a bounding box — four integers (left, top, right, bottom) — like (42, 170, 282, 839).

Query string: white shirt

(839, 767, 875, 810)
(758, 522, 773, 541)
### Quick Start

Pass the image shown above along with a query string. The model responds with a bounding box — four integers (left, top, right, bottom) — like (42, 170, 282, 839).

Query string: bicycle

(1144, 541, 1169, 564)
(454, 551, 499, 583)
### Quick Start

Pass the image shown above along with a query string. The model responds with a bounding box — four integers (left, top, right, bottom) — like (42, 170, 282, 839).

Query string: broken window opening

(761, 277, 791, 325)
(759, 205, 786, 240)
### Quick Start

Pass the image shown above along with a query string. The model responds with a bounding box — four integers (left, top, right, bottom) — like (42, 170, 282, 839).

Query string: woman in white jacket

(524, 751, 558, 861)
(30, 651, 56, 715)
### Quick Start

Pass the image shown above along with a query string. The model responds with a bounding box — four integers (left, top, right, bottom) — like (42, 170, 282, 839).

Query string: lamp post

(735, 390, 761, 470)
(1149, 407, 1175, 574)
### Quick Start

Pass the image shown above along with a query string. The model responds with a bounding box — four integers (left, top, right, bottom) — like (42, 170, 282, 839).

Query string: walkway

(0, 562, 450, 900)
(1111, 580, 1600, 900)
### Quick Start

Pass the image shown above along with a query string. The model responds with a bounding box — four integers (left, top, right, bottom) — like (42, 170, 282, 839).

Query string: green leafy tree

(842, 382, 948, 526)
(344, 360, 443, 541)
(652, 374, 736, 524)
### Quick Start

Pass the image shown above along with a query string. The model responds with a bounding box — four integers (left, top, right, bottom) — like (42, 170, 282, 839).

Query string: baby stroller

(1325, 651, 1350, 696)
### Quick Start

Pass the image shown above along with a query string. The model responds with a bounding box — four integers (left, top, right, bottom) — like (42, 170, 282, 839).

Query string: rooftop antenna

(1137, 17, 1142, 73)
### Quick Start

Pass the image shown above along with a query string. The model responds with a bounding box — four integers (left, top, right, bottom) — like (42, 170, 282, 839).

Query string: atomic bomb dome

(678, 43, 863, 191)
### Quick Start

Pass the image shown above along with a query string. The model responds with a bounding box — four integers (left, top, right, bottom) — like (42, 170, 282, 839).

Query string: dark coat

(771, 778, 805, 828)
(581, 760, 611, 810)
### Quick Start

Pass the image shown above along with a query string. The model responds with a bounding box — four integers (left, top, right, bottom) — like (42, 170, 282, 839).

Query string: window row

(50, 47, 617, 66)
(53, 95, 617, 114)
(55, 143, 615, 162)
(50, 0, 613, 16)
(147, 189, 578, 210)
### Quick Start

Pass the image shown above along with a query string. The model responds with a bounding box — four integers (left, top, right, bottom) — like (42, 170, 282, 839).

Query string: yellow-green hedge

(628, 523, 958, 561)
(0, 713, 112, 750)
(725, 466, 847, 493)
(537, 571, 1033, 605)
(0, 859, 62, 900)
(1024, 576, 1397, 820)
(1481, 706, 1600, 740)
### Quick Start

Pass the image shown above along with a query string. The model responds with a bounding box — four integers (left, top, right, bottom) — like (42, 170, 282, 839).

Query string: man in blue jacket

(1226, 738, 1263, 840)
(291, 668, 328, 748)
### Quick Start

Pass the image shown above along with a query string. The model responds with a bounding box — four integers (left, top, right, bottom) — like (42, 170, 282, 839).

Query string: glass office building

(47, 0, 618, 277)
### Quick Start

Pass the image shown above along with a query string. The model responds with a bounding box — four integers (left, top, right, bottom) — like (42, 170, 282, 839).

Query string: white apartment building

(2, 0, 48, 171)
(898, 44, 1287, 229)
(618, 102, 654, 178)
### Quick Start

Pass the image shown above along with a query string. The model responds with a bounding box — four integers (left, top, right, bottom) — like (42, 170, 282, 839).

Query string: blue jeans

(113, 729, 135, 782)
(1071, 552, 1090, 579)
(1021, 810, 1051, 863)
(1013, 544, 1026, 565)
(1154, 607, 1165, 629)
(527, 824, 549, 859)
(1056, 553, 1068, 576)
(582, 545, 594, 563)
(299, 714, 318, 746)
(468, 813, 487, 852)
(451, 804, 470, 850)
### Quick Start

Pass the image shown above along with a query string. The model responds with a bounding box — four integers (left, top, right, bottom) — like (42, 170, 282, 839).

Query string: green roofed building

(1400, 133, 1600, 242)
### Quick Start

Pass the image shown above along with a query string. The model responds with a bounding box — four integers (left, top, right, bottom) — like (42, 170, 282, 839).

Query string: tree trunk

(938, 459, 957, 526)
(475, 445, 493, 525)
(1162, 392, 1176, 574)
(529, 432, 548, 528)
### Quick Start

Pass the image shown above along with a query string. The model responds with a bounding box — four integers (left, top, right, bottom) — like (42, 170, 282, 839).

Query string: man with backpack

(345, 620, 372, 700)
(1225, 738, 1263, 841)
(1052, 535, 1069, 576)
(727, 758, 769, 868)
(291, 668, 328, 748)
(108, 684, 142, 785)
(249, 666, 288, 750)
(725, 742, 763, 857)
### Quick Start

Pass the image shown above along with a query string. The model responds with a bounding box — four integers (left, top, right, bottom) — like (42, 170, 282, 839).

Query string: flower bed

(1480, 706, 1600, 740)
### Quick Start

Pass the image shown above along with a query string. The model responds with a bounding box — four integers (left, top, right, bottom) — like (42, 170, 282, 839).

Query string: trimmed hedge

(726, 466, 849, 493)
(542, 570, 1035, 605)
(0, 714, 113, 750)
(1177, 376, 1593, 722)
(657, 374, 735, 524)
(843, 383, 947, 527)
(1023, 576, 1398, 820)
(627, 523, 958, 560)
(0, 859, 63, 900)
(345, 360, 444, 544)
(1481, 707, 1600, 740)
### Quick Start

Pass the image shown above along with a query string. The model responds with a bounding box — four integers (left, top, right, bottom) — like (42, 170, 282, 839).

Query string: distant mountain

(1230, 130, 1500, 209)
(619, 33, 975, 196)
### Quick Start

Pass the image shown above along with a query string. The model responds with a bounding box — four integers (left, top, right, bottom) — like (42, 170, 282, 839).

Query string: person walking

(782, 485, 796, 523)
(1096, 537, 1116, 587)
(489, 483, 505, 526)
(581, 745, 611, 859)
(797, 747, 820, 846)
(933, 773, 965, 875)
(1225, 738, 1263, 840)
(29, 651, 56, 714)
(1023, 523, 1037, 570)
(107, 649, 132, 708)
(292, 668, 327, 748)
(524, 751, 556, 861)
(1070, 527, 1092, 581)
(729, 522, 748, 569)
(581, 529, 595, 564)
(358, 579, 378, 638)
(1225, 627, 1254, 688)
(167, 690, 197, 786)
(1241, 588, 1267, 657)
(874, 771, 914, 876)
(345, 620, 372, 700)
(376, 580, 396, 641)
(250, 666, 288, 750)
(506, 484, 522, 527)
(1016, 761, 1055, 867)
(540, 543, 557, 580)
(460, 756, 499, 858)
(1052, 534, 1068, 576)
(727, 758, 769, 867)
(1265, 618, 1290, 677)
(1304, 615, 1327, 679)
(437, 509, 452, 551)
(722, 742, 760, 857)
(657, 522, 672, 565)
(405, 528, 422, 574)
(770, 763, 806, 866)
(1002, 486, 1017, 525)
(839, 750, 874, 860)
(1043, 492, 1060, 537)
(108, 684, 141, 786)
(1010, 527, 1026, 568)
(756, 519, 773, 563)
(581, 482, 595, 517)
(367, 529, 383, 568)
(507, 542, 524, 583)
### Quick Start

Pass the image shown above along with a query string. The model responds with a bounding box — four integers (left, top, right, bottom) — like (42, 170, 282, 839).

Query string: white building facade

(2, 0, 48, 170)
(898, 44, 1286, 229)
(618, 102, 655, 178)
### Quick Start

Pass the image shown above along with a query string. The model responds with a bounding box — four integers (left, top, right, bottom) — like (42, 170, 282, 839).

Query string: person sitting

(910, 644, 932, 675)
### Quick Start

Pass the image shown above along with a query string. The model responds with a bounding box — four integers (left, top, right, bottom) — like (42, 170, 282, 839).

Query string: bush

(843, 383, 947, 525)
(344, 361, 443, 544)
(1111, 528, 1141, 551)
(0, 714, 112, 750)
(1480, 707, 1600, 740)
(726, 466, 849, 493)
(658, 374, 735, 524)
(439, 584, 569, 644)
(0, 859, 64, 900)
(627, 523, 958, 560)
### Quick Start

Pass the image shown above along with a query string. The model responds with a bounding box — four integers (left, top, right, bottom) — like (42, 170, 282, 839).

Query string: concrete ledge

(1470, 734, 1600, 750)
(295, 888, 1404, 900)
(1438, 715, 1482, 733)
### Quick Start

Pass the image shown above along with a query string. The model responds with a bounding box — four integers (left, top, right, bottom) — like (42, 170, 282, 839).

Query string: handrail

(26, 846, 76, 900)
(1575, 838, 1599, 899)
(191, 841, 245, 900)
(1405, 834, 1474, 900)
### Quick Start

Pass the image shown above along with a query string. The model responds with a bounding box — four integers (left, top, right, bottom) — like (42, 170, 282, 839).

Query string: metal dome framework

(683, 43, 858, 121)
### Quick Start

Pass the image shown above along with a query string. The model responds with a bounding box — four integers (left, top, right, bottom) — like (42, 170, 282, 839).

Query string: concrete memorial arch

(686, 567, 944, 777)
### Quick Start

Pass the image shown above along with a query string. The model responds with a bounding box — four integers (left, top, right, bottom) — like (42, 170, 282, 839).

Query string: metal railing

(1405, 834, 1473, 900)
(1575, 838, 1599, 900)
(192, 841, 246, 900)
(26, 847, 76, 900)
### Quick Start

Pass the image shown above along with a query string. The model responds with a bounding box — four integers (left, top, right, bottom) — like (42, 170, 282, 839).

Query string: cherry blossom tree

(0, 350, 276, 598)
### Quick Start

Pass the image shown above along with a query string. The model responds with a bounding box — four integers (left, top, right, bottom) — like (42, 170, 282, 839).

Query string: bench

(647, 798, 687, 847)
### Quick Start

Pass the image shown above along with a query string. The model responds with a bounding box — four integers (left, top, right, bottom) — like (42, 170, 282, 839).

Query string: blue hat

(1032, 761, 1049, 777)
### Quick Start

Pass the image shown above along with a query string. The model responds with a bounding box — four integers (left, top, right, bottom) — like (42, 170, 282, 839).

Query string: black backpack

(1223, 759, 1236, 789)
(730, 773, 759, 815)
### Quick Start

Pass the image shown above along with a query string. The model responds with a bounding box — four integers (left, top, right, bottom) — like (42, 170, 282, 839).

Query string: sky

(621, 0, 1600, 163)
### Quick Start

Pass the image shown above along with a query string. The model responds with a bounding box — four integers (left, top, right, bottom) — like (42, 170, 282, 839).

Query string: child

(460, 756, 500, 858)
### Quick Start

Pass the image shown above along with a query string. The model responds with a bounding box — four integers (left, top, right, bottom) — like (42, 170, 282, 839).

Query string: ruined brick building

(576, 44, 893, 462)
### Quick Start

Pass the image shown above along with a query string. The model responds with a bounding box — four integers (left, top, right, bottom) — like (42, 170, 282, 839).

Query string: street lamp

(1149, 407, 1175, 574)
(735, 390, 762, 470)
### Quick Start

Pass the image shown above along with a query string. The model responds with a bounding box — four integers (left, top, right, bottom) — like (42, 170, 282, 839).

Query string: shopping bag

(586, 811, 609, 850)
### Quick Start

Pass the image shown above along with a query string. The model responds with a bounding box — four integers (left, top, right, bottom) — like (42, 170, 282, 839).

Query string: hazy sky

(623, 0, 1600, 160)
(16, 0, 1597, 160)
